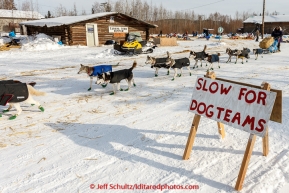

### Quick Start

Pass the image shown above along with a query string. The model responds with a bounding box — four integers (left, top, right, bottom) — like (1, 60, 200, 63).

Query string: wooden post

(183, 114, 201, 160)
(217, 122, 226, 139)
(262, 82, 270, 156)
(235, 134, 257, 191)
(65, 26, 69, 45)
(205, 72, 226, 138)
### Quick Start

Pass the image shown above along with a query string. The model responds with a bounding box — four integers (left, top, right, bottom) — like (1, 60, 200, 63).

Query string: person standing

(255, 29, 260, 42)
(271, 26, 283, 52)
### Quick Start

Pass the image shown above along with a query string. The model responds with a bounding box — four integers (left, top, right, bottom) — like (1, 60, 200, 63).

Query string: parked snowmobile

(114, 32, 155, 55)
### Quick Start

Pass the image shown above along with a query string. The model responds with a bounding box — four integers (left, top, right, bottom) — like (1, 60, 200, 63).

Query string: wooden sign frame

(183, 72, 282, 191)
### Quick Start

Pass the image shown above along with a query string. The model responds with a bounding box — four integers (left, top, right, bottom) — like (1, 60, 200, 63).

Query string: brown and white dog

(225, 48, 239, 63)
(78, 63, 119, 91)
(189, 45, 208, 68)
(96, 61, 137, 95)
(145, 52, 170, 76)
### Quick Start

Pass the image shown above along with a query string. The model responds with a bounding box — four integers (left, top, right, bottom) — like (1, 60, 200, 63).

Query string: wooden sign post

(183, 72, 282, 190)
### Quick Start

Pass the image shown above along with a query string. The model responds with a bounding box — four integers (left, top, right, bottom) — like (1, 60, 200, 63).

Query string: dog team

(0, 44, 258, 120)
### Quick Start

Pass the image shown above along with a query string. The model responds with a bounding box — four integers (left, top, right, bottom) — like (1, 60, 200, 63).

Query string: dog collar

(87, 67, 93, 76)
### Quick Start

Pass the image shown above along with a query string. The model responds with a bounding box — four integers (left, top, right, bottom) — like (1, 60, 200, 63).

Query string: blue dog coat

(210, 54, 219, 62)
(90, 65, 112, 76)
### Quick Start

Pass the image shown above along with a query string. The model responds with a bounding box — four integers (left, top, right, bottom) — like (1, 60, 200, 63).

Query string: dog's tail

(203, 45, 207, 52)
(112, 62, 120, 67)
(166, 51, 171, 58)
(27, 85, 46, 96)
(130, 60, 137, 71)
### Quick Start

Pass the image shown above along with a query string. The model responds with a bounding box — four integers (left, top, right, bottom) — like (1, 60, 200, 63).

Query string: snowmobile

(114, 32, 155, 55)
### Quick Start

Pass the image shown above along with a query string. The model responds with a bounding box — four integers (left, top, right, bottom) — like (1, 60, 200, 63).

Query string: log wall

(23, 14, 155, 46)
(243, 22, 289, 34)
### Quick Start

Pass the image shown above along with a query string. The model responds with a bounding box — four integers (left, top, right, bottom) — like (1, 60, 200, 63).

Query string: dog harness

(171, 58, 190, 68)
(210, 54, 219, 63)
(193, 51, 207, 59)
(255, 49, 263, 54)
(90, 65, 112, 76)
(109, 69, 133, 84)
(0, 80, 29, 106)
(152, 63, 169, 68)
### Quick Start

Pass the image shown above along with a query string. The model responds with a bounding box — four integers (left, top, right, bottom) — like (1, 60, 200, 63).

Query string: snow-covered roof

(0, 9, 44, 19)
(20, 12, 117, 27)
(243, 15, 289, 24)
(19, 12, 157, 28)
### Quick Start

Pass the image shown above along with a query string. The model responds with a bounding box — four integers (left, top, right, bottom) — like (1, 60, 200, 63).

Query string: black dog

(145, 52, 170, 76)
(189, 45, 208, 68)
(96, 61, 137, 95)
(166, 56, 190, 80)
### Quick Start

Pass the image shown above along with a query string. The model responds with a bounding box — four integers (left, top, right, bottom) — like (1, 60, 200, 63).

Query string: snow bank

(0, 36, 12, 45)
(95, 48, 120, 58)
(20, 33, 63, 51)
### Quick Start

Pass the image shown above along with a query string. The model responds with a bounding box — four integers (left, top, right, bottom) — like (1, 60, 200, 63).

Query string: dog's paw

(171, 78, 175, 81)
(101, 84, 107, 88)
(218, 66, 220, 68)
(9, 115, 17, 120)
(87, 88, 91, 91)
(39, 106, 44, 112)
(2, 109, 9, 113)
(167, 72, 170, 75)
(178, 74, 182, 77)
(200, 64, 202, 67)
(192, 67, 195, 69)
(0, 114, 2, 118)
(155, 74, 158, 77)
(120, 88, 124, 91)
(109, 92, 115, 95)
(210, 68, 214, 70)
(133, 83, 136, 87)
(190, 72, 192, 76)
(31, 104, 35, 106)
(206, 64, 207, 66)
(125, 88, 129, 91)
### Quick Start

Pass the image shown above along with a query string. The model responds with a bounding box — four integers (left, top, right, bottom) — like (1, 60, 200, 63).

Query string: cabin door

(86, 24, 99, 46)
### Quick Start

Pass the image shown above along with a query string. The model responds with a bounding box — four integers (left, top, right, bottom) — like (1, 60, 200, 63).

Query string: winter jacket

(271, 29, 283, 39)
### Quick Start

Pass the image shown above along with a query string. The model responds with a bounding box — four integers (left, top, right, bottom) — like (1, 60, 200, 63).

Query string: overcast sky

(27, 0, 288, 17)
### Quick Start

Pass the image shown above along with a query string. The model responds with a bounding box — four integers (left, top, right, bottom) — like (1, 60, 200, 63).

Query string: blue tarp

(268, 39, 278, 53)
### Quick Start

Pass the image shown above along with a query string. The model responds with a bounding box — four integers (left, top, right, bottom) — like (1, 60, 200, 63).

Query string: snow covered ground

(0, 35, 288, 193)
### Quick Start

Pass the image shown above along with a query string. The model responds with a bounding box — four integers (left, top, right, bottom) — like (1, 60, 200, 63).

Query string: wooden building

(20, 12, 157, 46)
(243, 15, 289, 34)
(0, 9, 44, 33)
